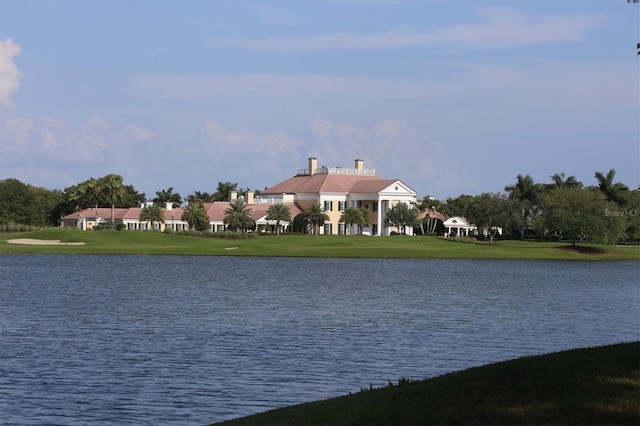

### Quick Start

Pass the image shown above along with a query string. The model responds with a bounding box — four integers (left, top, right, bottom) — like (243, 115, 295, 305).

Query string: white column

(376, 199, 382, 236)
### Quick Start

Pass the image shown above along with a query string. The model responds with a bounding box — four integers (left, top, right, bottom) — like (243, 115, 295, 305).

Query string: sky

(0, 0, 638, 201)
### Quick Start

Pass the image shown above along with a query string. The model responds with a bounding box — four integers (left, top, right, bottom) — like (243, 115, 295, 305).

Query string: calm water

(1, 255, 638, 425)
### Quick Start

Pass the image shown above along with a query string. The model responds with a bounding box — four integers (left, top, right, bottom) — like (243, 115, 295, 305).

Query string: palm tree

(67, 183, 89, 213)
(550, 173, 582, 189)
(104, 173, 125, 227)
(303, 203, 329, 235)
(505, 174, 537, 240)
(265, 203, 291, 235)
(139, 204, 165, 231)
(181, 201, 210, 231)
(154, 187, 182, 208)
(86, 177, 103, 210)
(412, 197, 431, 235)
(214, 181, 239, 202)
(595, 169, 629, 206)
(187, 191, 215, 204)
(224, 199, 254, 232)
(340, 206, 366, 235)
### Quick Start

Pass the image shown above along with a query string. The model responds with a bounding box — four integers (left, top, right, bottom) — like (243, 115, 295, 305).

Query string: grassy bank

(213, 342, 640, 426)
(0, 229, 639, 260)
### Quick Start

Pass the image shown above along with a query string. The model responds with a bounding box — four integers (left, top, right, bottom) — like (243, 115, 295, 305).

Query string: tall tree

(86, 177, 103, 210)
(265, 203, 292, 235)
(154, 187, 182, 208)
(384, 202, 418, 235)
(443, 194, 474, 219)
(66, 183, 90, 213)
(104, 173, 125, 226)
(139, 204, 165, 231)
(594, 169, 629, 206)
(181, 201, 210, 232)
(224, 200, 254, 232)
(541, 187, 625, 246)
(412, 197, 431, 235)
(303, 203, 329, 236)
(505, 174, 537, 240)
(467, 192, 510, 244)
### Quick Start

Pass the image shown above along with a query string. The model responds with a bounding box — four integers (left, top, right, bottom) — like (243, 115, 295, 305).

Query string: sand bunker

(6, 238, 86, 246)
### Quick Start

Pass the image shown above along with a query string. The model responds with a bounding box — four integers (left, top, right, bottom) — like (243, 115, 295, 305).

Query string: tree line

(405, 169, 638, 245)
(0, 169, 638, 244)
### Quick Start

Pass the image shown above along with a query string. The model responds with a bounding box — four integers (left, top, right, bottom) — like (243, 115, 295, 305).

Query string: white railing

(252, 197, 284, 204)
(297, 167, 376, 176)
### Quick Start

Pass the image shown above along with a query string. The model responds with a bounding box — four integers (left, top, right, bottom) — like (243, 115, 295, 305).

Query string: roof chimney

(165, 202, 172, 210)
(246, 191, 254, 204)
(230, 191, 238, 202)
(309, 157, 317, 176)
(355, 158, 364, 173)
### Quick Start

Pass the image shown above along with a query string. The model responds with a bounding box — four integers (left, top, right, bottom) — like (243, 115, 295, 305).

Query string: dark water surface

(1, 255, 638, 425)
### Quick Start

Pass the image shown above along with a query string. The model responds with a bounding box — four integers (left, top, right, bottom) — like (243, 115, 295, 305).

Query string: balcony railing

(296, 167, 376, 176)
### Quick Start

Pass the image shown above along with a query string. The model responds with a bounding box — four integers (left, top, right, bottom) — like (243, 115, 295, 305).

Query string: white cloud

(84, 117, 111, 132)
(41, 116, 68, 151)
(217, 9, 605, 52)
(304, 118, 470, 196)
(202, 120, 255, 152)
(202, 120, 303, 158)
(0, 118, 32, 146)
(0, 38, 23, 110)
(124, 124, 154, 141)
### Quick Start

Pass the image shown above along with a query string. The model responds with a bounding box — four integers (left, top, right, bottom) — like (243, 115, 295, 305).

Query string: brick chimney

(355, 158, 364, 173)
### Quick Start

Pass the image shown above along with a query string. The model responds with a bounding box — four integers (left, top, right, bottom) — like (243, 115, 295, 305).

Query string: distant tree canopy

(0, 178, 63, 227)
(61, 175, 145, 216)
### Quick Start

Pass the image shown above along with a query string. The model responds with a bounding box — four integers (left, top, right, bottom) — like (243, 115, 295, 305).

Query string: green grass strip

(212, 341, 640, 426)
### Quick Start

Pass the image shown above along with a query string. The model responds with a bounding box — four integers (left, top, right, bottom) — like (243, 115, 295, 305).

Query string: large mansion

(62, 157, 421, 235)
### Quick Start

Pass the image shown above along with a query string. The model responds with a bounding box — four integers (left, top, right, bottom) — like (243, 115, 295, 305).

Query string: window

(338, 201, 346, 211)
(372, 224, 378, 235)
(324, 223, 332, 235)
(372, 202, 378, 212)
(324, 201, 333, 211)
(128, 223, 136, 231)
(338, 223, 345, 235)
(140, 223, 147, 231)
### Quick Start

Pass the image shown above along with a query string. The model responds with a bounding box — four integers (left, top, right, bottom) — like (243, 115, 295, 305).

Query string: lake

(1, 255, 638, 425)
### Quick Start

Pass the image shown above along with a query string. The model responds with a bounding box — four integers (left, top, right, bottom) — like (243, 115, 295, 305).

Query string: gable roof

(443, 216, 474, 226)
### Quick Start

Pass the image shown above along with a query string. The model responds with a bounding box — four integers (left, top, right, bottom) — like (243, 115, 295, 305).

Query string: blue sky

(1, 1, 638, 201)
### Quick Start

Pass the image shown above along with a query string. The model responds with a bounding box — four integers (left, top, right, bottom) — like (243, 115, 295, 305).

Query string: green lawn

(1, 229, 639, 260)
(212, 342, 640, 426)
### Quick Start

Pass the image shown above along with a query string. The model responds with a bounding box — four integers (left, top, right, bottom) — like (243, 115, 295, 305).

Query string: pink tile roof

(203, 202, 303, 222)
(262, 174, 384, 194)
(62, 206, 186, 221)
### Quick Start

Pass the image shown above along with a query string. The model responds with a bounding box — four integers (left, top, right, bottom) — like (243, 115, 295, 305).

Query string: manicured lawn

(212, 342, 640, 426)
(0, 229, 639, 260)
